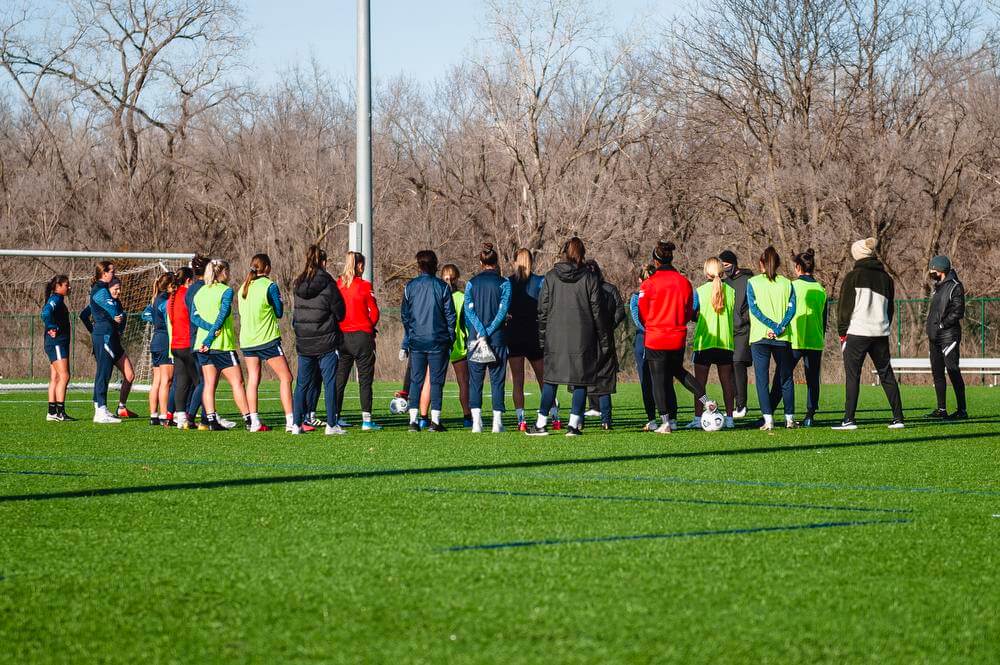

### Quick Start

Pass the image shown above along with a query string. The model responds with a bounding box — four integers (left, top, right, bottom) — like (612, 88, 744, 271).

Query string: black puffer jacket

(591, 281, 626, 396)
(722, 267, 753, 361)
(292, 269, 346, 356)
(926, 270, 965, 343)
(538, 262, 610, 386)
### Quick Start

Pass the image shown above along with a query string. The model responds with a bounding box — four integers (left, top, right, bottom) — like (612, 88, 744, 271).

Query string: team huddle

(37, 236, 968, 435)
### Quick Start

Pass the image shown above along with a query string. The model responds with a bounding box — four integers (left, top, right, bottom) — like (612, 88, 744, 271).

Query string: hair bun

(482, 242, 494, 252)
(664, 241, 676, 252)
(804, 248, 815, 257)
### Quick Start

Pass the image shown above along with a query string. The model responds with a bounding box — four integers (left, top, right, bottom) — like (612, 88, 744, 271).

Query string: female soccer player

(168, 267, 198, 429)
(506, 249, 557, 430)
(238, 253, 294, 433)
(142, 272, 174, 426)
(334, 251, 382, 431)
(768, 249, 826, 427)
(464, 244, 511, 433)
(629, 265, 660, 431)
(638, 241, 716, 434)
(192, 259, 252, 431)
(291, 245, 347, 435)
(442, 264, 472, 426)
(41, 275, 73, 421)
(526, 237, 609, 437)
(587, 260, 625, 430)
(687, 258, 736, 429)
(81, 263, 133, 423)
(747, 246, 797, 430)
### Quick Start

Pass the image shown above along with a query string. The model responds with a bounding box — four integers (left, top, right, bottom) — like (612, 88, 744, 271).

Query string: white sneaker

(887, 420, 905, 429)
(724, 416, 735, 429)
(46, 413, 61, 422)
(831, 421, 858, 431)
(93, 409, 121, 424)
(733, 407, 747, 419)
(654, 422, 672, 434)
(286, 425, 303, 434)
(218, 417, 237, 430)
(643, 420, 658, 432)
(472, 418, 483, 434)
(584, 409, 602, 418)
(684, 417, 701, 429)
(324, 424, 347, 436)
(492, 422, 505, 434)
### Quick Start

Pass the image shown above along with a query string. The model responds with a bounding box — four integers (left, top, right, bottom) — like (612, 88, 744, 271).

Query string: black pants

(929, 338, 966, 412)
(842, 335, 903, 422)
(646, 349, 704, 418)
(733, 359, 751, 410)
(335, 332, 376, 415)
(172, 348, 199, 418)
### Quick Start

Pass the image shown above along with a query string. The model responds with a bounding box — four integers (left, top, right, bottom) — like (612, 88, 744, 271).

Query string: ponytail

(91, 261, 114, 286)
(760, 246, 781, 281)
(45, 275, 69, 299)
(513, 248, 533, 282)
(704, 258, 726, 314)
(205, 259, 230, 287)
(295, 245, 327, 287)
(341, 251, 364, 289)
(152, 272, 174, 304)
(241, 254, 272, 299)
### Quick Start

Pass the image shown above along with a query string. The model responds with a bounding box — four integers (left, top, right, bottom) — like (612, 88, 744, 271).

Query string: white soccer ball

(389, 397, 409, 415)
(701, 410, 725, 432)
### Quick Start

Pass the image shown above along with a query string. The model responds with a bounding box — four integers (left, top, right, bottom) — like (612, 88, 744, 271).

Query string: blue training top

(41, 292, 71, 344)
(142, 292, 171, 353)
(82, 282, 124, 337)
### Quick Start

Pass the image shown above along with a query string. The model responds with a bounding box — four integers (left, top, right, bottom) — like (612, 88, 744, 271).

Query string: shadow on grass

(0, 430, 995, 504)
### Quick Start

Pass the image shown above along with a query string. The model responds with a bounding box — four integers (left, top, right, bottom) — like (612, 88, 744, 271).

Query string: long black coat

(590, 281, 626, 396)
(537, 262, 610, 386)
(722, 267, 754, 363)
(292, 269, 346, 356)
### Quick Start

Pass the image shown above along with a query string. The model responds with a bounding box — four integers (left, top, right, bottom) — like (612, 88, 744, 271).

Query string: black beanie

(719, 250, 738, 265)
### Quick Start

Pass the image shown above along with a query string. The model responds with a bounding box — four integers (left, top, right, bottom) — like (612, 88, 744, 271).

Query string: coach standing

(925, 255, 967, 420)
(720, 250, 753, 419)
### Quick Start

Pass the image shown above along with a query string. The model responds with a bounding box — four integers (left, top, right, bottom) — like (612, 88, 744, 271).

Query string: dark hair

(794, 248, 816, 275)
(242, 253, 272, 299)
(91, 260, 114, 286)
(295, 246, 327, 286)
(416, 250, 438, 275)
(563, 237, 586, 266)
(190, 254, 210, 278)
(585, 259, 604, 283)
(479, 242, 499, 268)
(652, 241, 675, 266)
(45, 274, 69, 299)
(760, 246, 781, 281)
(173, 266, 194, 286)
(152, 272, 174, 303)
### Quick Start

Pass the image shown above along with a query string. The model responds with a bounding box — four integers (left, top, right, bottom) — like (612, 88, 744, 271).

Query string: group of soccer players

(39, 236, 968, 435)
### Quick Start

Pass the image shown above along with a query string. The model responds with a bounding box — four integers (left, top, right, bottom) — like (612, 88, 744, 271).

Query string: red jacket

(638, 267, 694, 351)
(337, 277, 380, 334)
(167, 284, 192, 349)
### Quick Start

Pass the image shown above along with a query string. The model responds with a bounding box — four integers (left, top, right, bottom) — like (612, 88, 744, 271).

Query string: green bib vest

(194, 283, 236, 352)
(450, 290, 467, 363)
(238, 277, 281, 349)
(749, 274, 793, 344)
(789, 278, 827, 350)
(693, 281, 735, 351)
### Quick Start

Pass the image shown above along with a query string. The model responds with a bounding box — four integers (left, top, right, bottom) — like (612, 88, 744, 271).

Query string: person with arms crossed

(925, 255, 967, 420)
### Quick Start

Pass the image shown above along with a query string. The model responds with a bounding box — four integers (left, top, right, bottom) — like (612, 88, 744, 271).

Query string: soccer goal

(0, 249, 194, 393)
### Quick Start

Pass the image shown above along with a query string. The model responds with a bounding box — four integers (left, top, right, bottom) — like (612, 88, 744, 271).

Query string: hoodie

(837, 257, 895, 338)
(926, 269, 965, 343)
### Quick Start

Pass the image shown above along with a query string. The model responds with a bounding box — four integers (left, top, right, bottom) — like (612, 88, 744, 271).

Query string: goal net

(0, 250, 193, 393)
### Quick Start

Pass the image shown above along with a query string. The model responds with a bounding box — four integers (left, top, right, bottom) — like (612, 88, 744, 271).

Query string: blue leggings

(408, 349, 449, 412)
(751, 342, 794, 416)
(468, 346, 508, 412)
(539, 383, 587, 418)
(92, 336, 117, 409)
(293, 352, 339, 426)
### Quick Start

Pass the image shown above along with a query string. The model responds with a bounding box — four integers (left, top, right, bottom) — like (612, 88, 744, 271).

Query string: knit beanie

(929, 255, 952, 273)
(851, 237, 877, 261)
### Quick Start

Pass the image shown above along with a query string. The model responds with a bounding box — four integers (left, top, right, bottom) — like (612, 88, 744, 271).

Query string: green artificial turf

(1, 381, 998, 664)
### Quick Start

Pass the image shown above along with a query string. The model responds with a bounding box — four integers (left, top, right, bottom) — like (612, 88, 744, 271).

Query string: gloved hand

(399, 348, 408, 362)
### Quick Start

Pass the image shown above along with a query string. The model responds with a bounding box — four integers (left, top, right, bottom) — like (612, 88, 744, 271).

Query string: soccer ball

(389, 397, 409, 415)
(700, 410, 725, 432)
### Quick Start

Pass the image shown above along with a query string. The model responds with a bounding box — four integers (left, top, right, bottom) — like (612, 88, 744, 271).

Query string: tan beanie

(851, 237, 877, 261)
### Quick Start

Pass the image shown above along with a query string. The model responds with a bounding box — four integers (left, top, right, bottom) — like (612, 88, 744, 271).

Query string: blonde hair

(440, 264, 461, 292)
(512, 248, 533, 281)
(704, 257, 726, 314)
(204, 259, 230, 286)
(341, 251, 364, 289)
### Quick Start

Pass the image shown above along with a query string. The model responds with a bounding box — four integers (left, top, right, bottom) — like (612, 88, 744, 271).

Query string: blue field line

(440, 518, 912, 552)
(415, 487, 912, 514)
(0, 468, 90, 478)
(0, 453, 369, 475)
(457, 469, 1000, 498)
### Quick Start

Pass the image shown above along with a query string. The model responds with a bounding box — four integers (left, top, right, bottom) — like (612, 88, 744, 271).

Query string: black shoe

(525, 425, 548, 436)
(564, 426, 583, 437)
(831, 420, 858, 431)
(925, 408, 948, 419)
(888, 419, 905, 429)
(207, 420, 228, 431)
(946, 410, 968, 421)
(802, 415, 814, 428)
(59, 412, 77, 422)
(753, 418, 765, 428)
(427, 421, 447, 433)
(408, 422, 421, 433)
(150, 417, 161, 426)
(601, 422, 612, 431)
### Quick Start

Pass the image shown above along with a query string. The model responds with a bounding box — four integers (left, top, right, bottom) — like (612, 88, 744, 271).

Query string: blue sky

(240, 0, 684, 85)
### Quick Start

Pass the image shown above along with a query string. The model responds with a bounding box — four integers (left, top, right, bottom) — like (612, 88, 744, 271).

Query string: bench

(871, 358, 1000, 386)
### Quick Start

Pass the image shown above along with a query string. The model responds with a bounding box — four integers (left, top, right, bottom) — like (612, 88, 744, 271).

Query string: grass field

(1, 381, 998, 664)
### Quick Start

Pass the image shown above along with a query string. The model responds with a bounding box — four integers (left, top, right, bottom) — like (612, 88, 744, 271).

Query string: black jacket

(837, 257, 895, 338)
(722, 267, 753, 361)
(538, 262, 610, 386)
(292, 269, 346, 356)
(926, 270, 965, 343)
(591, 281, 626, 396)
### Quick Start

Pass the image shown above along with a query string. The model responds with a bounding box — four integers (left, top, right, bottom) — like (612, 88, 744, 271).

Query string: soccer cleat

(150, 417, 161, 426)
(831, 420, 858, 431)
(802, 415, 814, 428)
(419, 418, 428, 430)
(584, 409, 602, 418)
(724, 416, 735, 429)
(336, 418, 352, 428)
(46, 413, 61, 422)
(218, 417, 237, 430)
(324, 424, 348, 436)
(206, 420, 228, 431)
(249, 423, 271, 433)
(93, 410, 121, 424)
(463, 417, 474, 428)
(887, 419, 905, 429)
(946, 410, 968, 421)
(733, 407, 748, 419)
(551, 420, 563, 431)
(116, 407, 139, 419)
(925, 408, 948, 419)
(60, 412, 77, 422)
(492, 422, 505, 434)
(427, 421, 447, 433)
(601, 422, 612, 431)
(361, 421, 383, 431)
(654, 422, 672, 434)
(759, 422, 774, 431)
(684, 417, 701, 429)
(287, 425, 304, 435)
(565, 426, 583, 437)
(408, 422, 421, 433)
(518, 421, 528, 432)
(525, 425, 548, 436)
(643, 420, 658, 432)
(303, 417, 327, 430)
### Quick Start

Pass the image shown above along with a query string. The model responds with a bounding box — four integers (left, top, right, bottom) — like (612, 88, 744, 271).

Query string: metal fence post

(982, 299, 987, 359)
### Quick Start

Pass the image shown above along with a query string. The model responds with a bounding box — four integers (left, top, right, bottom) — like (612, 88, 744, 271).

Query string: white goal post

(0, 248, 195, 393)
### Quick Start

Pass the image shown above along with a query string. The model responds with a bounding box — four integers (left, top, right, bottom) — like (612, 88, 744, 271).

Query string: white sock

(150, 412, 159, 419)
(536, 413, 548, 428)
(285, 413, 294, 427)
(786, 414, 795, 424)
(493, 411, 503, 428)
(362, 411, 372, 423)
(764, 414, 774, 426)
(250, 412, 261, 427)
(409, 408, 418, 424)
(516, 407, 525, 423)
(431, 409, 441, 424)
(118, 402, 126, 410)
(568, 414, 582, 429)
(662, 414, 670, 425)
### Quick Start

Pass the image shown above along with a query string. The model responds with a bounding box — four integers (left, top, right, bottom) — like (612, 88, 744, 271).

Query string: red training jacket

(168, 284, 192, 349)
(337, 277, 381, 334)
(638, 267, 694, 351)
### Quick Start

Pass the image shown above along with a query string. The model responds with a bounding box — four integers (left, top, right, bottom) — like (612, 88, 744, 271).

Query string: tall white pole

(355, 0, 374, 283)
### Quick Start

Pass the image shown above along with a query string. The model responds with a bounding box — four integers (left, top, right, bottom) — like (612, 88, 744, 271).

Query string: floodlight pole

(354, 0, 374, 283)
